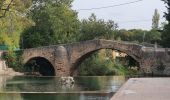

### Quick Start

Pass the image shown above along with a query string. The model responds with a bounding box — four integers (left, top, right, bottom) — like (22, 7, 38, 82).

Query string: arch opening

(24, 57, 55, 76)
(72, 49, 140, 76)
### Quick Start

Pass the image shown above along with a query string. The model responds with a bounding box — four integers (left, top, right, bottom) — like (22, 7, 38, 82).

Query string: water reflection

(0, 76, 126, 100)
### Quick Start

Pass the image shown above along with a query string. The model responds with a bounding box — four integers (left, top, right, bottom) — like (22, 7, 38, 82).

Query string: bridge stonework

(22, 39, 170, 76)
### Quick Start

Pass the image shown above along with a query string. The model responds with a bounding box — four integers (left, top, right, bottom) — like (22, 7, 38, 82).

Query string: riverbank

(0, 68, 24, 76)
(111, 78, 170, 100)
(0, 51, 23, 76)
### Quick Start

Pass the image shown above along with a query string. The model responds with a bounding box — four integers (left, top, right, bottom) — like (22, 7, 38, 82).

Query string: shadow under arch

(71, 48, 140, 76)
(24, 57, 55, 76)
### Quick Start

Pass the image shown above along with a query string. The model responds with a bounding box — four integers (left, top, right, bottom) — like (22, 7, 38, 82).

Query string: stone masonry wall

(21, 39, 170, 76)
(0, 51, 7, 72)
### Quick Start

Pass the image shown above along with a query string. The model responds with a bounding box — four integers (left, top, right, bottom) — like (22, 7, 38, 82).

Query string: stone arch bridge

(22, 39, 170, 76)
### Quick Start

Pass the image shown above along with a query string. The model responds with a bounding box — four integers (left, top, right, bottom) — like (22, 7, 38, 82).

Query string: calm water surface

(0, 76, 126, 100)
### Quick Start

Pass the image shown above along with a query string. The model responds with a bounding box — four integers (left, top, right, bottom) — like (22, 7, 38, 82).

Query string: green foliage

(146, 29, 161, 43)
(21, 0, 80, 48)
(114, 29, 161, 44)
(19, 0, 162, 49)
(0, 0, 33, 49)
(79, 13, 118, 41)
(161, 24, 170, 47)
(161, 0, 170, 47)
(77, 50, 138, 76)
(115, 29, 137, 42)
(3, 50, 24, 71)
(0, 0, 32, 16)
(0, 0, 32, 71)
(0, 0, 163, 76)
(77, 54, 110, 76)
(20, 26, 52, 48)
(162, 0, 170, 22)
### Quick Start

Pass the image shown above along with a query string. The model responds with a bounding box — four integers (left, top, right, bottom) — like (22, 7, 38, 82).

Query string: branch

(0, 0, 14, 18)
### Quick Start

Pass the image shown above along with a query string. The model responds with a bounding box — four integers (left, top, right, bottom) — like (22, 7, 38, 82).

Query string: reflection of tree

(0, 76, 6, 91)
(5, 76, 79, 100)
(21, 93, 80, 100)
(6, 76, 57, 92)
(75, 77, 103, 91)
(0, 76, 13, 91)
(75, 76, 126, 92)
(0, 93, 23, 100)
(0, 76, 126, 100)
(0, 76, 23, 100)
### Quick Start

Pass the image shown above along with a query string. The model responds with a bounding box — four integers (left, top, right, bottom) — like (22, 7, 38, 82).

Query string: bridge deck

(111, 78, 170, 100)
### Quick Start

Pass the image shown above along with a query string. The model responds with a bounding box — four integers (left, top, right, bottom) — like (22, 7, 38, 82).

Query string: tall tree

(161, 0, 170, 47)
(21, 0, 80, 48)
(152, 9, 160, 29)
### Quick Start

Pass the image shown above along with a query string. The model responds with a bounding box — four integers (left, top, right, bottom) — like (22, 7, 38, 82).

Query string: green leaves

(0, 0, 33, 50)
(77, 49, 137, 76)
(114, 29, 161, 44)
(79, 13, 117, 41)
(22, 0, 80, 48)
(3, 50, 24, 71)
(161, 0, 170, 47)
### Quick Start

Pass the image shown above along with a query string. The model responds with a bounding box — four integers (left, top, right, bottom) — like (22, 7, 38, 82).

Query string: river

(0, 76, 126, 100)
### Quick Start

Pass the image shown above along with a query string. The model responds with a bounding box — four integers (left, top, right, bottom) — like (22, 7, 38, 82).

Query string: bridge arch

(24, 57, 55, 76)
(71, 48, 139, 75)
(20, 39, 145, 76)
(68, 40, 142, 75)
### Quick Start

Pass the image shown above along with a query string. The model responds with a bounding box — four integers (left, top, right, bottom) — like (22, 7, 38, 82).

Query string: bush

(77, 50, 138, 76)
(2, 50, 24, 72)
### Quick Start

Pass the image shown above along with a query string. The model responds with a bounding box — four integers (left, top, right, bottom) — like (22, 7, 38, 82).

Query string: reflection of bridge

(22, 39, 170, 76)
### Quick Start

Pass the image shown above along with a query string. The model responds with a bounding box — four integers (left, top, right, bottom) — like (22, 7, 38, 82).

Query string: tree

(145, 29, 161, 43)
(115, 29, 134, 41)
(115, 29, 146, 43)
(0, 0, 13, 18)
(21, 0, 80, 48)
(0, 0, 32, 50)
(161, 0, 170, 47)
(152, 9, 160, 30)
(0, 0, 32, 18)
(79, 13, 118, 41)
(114, 29, 161, 44)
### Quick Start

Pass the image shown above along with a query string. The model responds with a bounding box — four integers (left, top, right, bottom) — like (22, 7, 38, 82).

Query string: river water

(0, 76, 126, 100)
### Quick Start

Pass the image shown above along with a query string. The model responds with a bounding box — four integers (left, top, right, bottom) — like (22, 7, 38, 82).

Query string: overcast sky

(72, 0, 166, 30)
